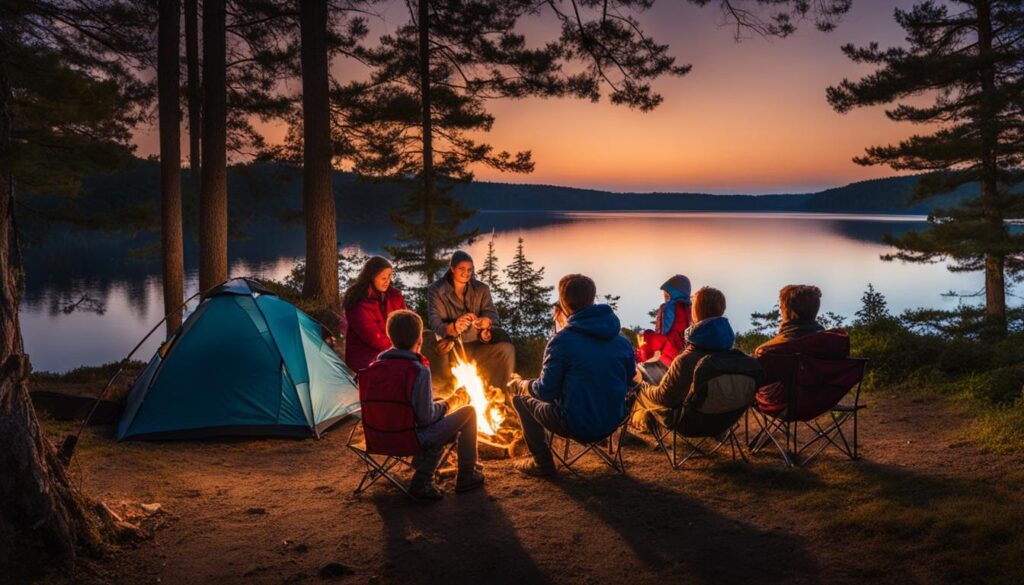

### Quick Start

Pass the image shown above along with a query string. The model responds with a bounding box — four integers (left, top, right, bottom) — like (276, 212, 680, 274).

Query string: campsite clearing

(21, 392, 1024, 585)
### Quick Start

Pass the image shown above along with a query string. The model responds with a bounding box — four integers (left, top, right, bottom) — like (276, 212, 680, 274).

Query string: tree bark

(0, 44, 107, 571)
(185, 0, 201, 204)
(199, 0, 227, 292)
(299, 0, 340, 310)
(159, 0, 184, 334)
(418, 0, 436, 282)
(975, 0, 1007, 336)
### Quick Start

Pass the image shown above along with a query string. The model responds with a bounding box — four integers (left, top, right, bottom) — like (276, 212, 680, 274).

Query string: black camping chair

(746, 353, 868, 467)
(646, 353, 760, 469)
(547, 390, 638, 476)
(346, 416, 455, 498)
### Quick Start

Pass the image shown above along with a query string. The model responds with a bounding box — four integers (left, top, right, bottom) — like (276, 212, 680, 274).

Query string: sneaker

(409, 482, 443, 501)
(514, 457, 556, 477)
(455, 469, 485, 493)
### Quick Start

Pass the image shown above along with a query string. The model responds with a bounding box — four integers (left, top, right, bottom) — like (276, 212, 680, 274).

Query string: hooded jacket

(344, 286, 407, 372)
(637, 275, 692, 367)
(638, 316, 737, 414)
(528, 304, 637, 442)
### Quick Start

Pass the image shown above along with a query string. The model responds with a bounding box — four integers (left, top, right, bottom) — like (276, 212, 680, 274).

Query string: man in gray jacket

(427, 251, 515, 390)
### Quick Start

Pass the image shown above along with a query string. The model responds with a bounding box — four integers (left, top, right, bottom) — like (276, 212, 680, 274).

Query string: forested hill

(30, 159, 976, 228)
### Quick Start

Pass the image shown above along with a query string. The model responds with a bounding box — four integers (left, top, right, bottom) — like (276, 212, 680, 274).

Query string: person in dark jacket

(632, 286, 736, 430)
(374, 310, 484, 500)
(509, 274, 637, 477)
(755, 284, 849, 359)
(427, 251, 515, 390)
(636, 274, 693, 384)
(342, 256, 408, 372)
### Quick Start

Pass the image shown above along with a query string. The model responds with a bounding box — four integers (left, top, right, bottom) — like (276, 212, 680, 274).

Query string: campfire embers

(449, 355, 523, 459)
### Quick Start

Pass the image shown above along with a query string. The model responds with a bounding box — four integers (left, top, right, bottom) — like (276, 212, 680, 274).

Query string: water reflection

(19, 212, 978, 372)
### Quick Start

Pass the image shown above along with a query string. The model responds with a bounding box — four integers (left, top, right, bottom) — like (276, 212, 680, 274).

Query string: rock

(319, 562, 355, 579)
(247, 507, 267, 515)
(292, 543, 310, 554)
(140, 503, 162, 515)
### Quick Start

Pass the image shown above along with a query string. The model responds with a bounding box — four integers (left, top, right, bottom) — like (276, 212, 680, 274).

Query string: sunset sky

(134, 1, 925, 195)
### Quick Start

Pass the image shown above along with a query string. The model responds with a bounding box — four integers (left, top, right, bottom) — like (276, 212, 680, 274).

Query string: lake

(18, 211, 979, 373)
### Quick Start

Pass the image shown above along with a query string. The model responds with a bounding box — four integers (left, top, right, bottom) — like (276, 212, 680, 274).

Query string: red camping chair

(746, 353, 867, 467)
(347, 362, 453, 497)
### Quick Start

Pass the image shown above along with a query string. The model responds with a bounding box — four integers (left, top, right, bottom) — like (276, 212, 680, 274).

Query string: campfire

(449, 353, 523, 458)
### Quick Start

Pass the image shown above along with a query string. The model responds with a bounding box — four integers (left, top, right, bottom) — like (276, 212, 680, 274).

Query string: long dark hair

(342, 256, 393, 310)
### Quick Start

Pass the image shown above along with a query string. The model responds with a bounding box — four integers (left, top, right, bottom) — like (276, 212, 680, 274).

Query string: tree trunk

(199, 0, 227, 292)
(418, 0, 436, 283)
(299, 0, 339, 311)
(0, 48, 107, 571)
(185, 0, 201, 203)
(975, 0, 1007, 336)
(159, 0, 184, 334)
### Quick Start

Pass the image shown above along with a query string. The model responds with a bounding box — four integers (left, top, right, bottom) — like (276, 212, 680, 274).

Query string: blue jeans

(412, 406, 478, 486)
(512, 394, 570, 465)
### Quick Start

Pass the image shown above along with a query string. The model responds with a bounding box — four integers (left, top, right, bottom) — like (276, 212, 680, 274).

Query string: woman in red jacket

(343, 256, 407, 372)
(636, 274, 692, 384)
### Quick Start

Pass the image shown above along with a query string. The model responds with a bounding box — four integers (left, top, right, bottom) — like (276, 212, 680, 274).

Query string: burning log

(448, 349, 524, 460)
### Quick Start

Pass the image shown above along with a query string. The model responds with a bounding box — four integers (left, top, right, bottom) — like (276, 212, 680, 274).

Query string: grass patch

(955, 405, 1024, 454)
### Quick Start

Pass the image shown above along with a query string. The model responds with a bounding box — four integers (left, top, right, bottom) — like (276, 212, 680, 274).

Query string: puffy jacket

(344, 287, 407, 372)
(638, 316, 737, 415)
(637, 301, 692, 367)
(528, 304, 637, 442)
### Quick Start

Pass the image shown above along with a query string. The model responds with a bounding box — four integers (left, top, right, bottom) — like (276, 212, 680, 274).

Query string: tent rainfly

(118, 278, 358, 440)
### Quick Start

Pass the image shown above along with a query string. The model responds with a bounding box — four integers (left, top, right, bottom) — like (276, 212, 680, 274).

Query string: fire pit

(449, 354, 524, 459)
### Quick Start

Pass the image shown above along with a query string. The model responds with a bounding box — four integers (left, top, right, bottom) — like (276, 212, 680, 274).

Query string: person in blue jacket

(508, 273, 637, 477)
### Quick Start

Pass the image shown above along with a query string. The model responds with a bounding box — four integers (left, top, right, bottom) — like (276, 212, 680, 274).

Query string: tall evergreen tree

(299, 0, 340, 310)
(503, 237, 554, 338)
(477, 231, 509, 318)
(827, 1, 1024, 336)
(199, 0, 228, 291)
(344, 0, 849, 286)
(159, 0, 185, 333)
(0, 0, 148, 566)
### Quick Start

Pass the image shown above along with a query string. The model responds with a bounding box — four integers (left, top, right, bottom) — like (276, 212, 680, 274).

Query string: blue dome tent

(118, 278, 359, 440)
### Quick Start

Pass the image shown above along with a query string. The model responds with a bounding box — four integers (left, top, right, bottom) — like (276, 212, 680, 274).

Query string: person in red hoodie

(343, 256, 408, 372)
(636, 274, 692, 384)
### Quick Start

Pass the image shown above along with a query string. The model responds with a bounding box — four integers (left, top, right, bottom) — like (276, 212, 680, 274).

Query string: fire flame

(450, 358, 505, 436)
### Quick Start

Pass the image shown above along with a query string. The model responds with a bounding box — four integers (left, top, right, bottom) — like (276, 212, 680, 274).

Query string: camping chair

(547, 390, 638, 476)
(646, 351, 761, 469)
(346, 417, 454, 498)
(746, 353, 868, 467)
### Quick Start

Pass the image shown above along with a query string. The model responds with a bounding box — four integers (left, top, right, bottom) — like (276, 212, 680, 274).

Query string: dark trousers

(438, 337, 515, 391)
(512, 394, 570, 465)
(412, 406, 478, 486)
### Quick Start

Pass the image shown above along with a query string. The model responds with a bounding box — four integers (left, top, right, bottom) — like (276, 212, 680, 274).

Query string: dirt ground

(19, 392, 1024, 585)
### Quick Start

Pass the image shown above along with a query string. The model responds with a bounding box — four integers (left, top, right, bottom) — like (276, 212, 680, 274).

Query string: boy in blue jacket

(508, 274, 637, 476)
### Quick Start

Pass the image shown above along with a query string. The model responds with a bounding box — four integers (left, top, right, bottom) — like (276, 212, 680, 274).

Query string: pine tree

(827, 1, 1024, 336)
(503, 237, 554, 339)
(159, 0, 185, 334)
(854, 283, 891, 327)
(477, 231, 510, 320)
(1, 0, 149, 566)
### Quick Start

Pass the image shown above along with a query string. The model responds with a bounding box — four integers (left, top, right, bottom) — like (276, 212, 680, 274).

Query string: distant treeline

(23, 159, 980, 231)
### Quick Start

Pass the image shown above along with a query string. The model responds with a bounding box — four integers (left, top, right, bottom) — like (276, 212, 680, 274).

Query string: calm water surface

(19, 212, 980, 372)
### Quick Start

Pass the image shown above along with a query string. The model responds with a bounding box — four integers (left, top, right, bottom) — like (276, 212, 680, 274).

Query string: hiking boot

(409, 482, 443, 501)
(515, 457, 556, 477)
(455, 468, 485, 493)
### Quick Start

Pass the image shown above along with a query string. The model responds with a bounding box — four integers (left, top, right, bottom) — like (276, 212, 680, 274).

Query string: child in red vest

(367, 310, 484, 500)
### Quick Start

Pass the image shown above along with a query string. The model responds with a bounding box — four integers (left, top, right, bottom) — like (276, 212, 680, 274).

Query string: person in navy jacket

(508, 274, 637, 477)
